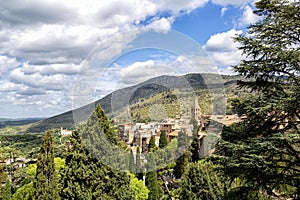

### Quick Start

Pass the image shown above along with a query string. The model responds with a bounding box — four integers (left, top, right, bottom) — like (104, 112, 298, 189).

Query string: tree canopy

(214, 0, 300, 198)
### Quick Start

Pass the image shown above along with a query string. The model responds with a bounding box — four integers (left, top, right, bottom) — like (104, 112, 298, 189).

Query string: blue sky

(0, 0, 261, 118)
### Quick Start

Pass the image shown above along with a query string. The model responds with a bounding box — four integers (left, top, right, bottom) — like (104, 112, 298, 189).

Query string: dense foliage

(214, 0, 300, 199)
(180, 160, 230, 200)
(33, 130, 60, 200)
(60, 105, 135, 199)
(159, 131, 168, 148)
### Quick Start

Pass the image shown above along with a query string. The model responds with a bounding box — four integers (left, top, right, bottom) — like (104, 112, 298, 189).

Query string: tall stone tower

(191, 97, 201, 120)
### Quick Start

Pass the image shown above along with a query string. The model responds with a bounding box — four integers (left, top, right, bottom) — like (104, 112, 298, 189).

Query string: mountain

(26, 73, 240, 133)
(0, 118, 45, 129)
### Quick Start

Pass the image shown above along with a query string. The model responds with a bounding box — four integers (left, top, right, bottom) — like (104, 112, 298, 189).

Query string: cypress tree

(174, 131, 190, 179)
(33, 130, 60, 200)
(190, 138, 199, 163)
(159, 131, 168, 148)
(148, 136, 156, 152)
(145, 153, 160, 200)
(135, 146, 143, 179)
(129, 150, 136, 174)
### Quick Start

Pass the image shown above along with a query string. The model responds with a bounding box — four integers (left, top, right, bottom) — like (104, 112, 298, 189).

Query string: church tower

(191, 97, 201, 120)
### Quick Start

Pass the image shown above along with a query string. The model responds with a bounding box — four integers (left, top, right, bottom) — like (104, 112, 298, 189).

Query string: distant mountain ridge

(0, 118, 45, 129)
(26, 73, 240, 133)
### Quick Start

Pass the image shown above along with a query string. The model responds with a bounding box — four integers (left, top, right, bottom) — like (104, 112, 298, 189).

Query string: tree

(33, 130, 60, 200)
(3, 179, 12, 200)
(11, 182, 34, 200)
(135, 146, 143, 179)
(129, 150, 136, 174)
(180, 160, 230, 200)
(145, 153, 160, 200)
(190, 138, 200, 163)
(60, 106, 135, 200)
(130, 174, 149, 200)
(214, 0, 300, 198)
(159, 131, 168, 148)
(148, 136, 156, 152)
(189, 118, 202, 162)
(174, 131, 190, 179)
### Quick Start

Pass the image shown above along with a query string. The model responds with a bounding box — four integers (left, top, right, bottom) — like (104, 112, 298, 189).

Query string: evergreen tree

(190, 125, 201, 163)
(3, 179, 11, 200)
(33, 130, 60, 200)
(174, 131, 190, 179)
(180, 160, 229, 200)
(94, 104, 119, 145)
(148, 136, 156, 152)
(214, 0, 300, 198)
(135, 146, 143, 179)
(81, 104, 129, 169)
(190, 138, 199, 163)
(129, 150, 136, 174)
(60, 106, 135, 200)
(60, 131, 135, 199)
(159, 131, 168, 148)
(145, 153, 160, 200)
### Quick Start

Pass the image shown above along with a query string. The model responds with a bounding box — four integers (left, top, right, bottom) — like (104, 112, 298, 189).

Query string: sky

(0, 0, 262, 118)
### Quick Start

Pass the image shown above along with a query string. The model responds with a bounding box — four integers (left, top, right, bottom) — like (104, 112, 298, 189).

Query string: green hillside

(19, 73, 242, 133)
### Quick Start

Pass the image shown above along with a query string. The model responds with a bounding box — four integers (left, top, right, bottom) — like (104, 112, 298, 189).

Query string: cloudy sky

(0, 0, 261, 118)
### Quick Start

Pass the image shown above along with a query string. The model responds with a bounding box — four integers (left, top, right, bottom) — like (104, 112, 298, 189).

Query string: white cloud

(205, 29, 242, 51)
(212, 0, 253, 7)
(0, 0, 214, 117)
(146, 17, 174, 33)
(220, 7, 228, 16)
(209, 51, 243, 66)
(9, 68, 72, 91)
(239, 5, 261, 26)
(152, 0, 209, 14)
(0, 55, 20, 77)
(218, 66, 236, 75)
(119, 60, 173, 86)
(204, 29, 243, 67)
(21, 63, 81, 76)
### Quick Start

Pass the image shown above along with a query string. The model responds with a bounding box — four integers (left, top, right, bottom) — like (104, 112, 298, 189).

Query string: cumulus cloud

(0, 0, 216, 117)
(9, 68, 71, 91)
(0, 55, 20, 77)
(220, 7, 228, 16)
(239, 5, 261, 26)
(204, 29, 243, 67)
(119, 60, 173, 86)
(212, 0, 253, 7)
(152, 0, 209, 14)
(146, 17, 174, 33)
(205, 29, 242, 51)
(0, 0, 77, 26)
(21, 63, 81, 76)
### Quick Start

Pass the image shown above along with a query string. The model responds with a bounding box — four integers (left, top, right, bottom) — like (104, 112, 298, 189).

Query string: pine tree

(159, 131, 168, 148)
(145, 153, 160, 200)
(33, 130, 60, 200)
(60, 106, 135, 199)
(214, 0, 300, 198)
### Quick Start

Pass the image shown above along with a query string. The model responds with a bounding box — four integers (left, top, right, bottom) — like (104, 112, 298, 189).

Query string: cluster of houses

(116, 98, 208, 152)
